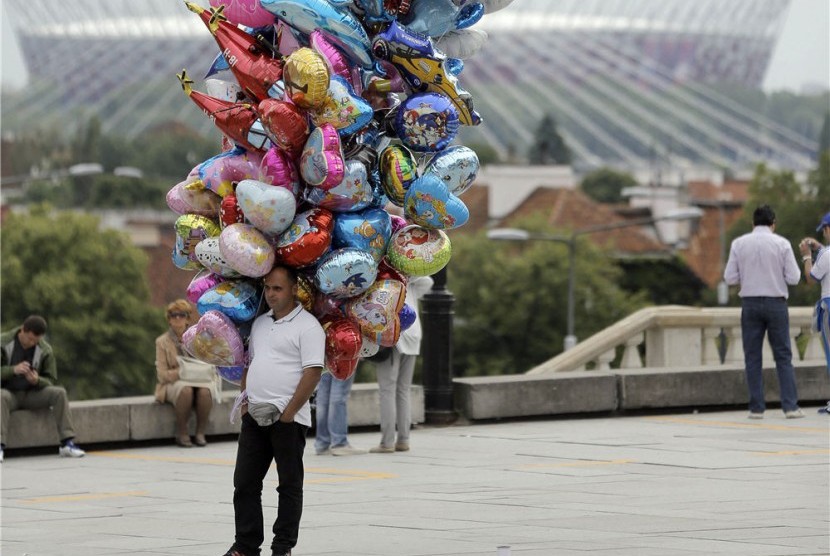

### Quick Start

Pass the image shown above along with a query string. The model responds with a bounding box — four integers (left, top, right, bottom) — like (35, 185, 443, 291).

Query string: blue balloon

(304, 159, 374, 212)
(394, 93, 459, 153)
(425, 145, 480, 196)
(197, 280, 261, 323)
(314, 248, 378, 299)
(217, 365, 244, 385)
(399, 303, 416, 332)
(332, 208, 392, 262)
(404, 173, 469, 230)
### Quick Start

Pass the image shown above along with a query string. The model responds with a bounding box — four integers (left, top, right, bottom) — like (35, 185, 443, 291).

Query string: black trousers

(233, 413, 307, 555)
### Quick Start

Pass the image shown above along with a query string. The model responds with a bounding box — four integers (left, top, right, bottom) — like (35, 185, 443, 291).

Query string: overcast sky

(1, 0, 828, 93)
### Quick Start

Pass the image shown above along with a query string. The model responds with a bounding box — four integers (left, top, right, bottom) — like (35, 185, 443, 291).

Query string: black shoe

(222, 548, 246, 556)
(271, 550, 291, 556)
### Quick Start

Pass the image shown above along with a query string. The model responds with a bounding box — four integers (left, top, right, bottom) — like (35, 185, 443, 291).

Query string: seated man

(1, 315, 85, 461)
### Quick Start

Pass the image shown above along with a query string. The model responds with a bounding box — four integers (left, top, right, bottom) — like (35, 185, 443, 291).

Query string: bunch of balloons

(166, 0, 512, 382)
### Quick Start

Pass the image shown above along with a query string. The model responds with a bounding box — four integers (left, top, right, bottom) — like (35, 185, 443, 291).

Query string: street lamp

(487, 207, 703, 351)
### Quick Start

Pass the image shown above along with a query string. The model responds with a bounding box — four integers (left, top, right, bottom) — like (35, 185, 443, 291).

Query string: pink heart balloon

(262, 147, 300, 197)
(219, 223, 276, 278)
(187, 270, 226, 304)
(300, 123, 345, 190)
(182, 310, 245, 367)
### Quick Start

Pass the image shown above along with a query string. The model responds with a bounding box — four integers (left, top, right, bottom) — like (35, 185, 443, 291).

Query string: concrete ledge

(4, 383, 424, 449)
(453, 372, 618, 420)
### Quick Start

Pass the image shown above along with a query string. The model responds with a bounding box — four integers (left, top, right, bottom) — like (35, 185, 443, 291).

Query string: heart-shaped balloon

(219, 223, 275, 278)
(424, 145, 479, 196)
(209, 0, 275, 28)
(273, 207, 334, 268)
(386, 224, 452, 276)
(283, 47, 330, 110)
(323, 317, 362, 380)
(309, 29, 352, 83)
(311, 76, 374, 137)
(379, 145, 418, 206)
(304, 159, 373, 212)
(195, 237, 242, 278)
(359, 336, 381, 358)
(197, 279, 261, 323)
(346, 279, 406, 347)
(261, 0, 374, 68)
(332, 208, 391, 263)
(187, 270, 227, 304)
(314, 248, 378, 299)
(182, 310, 245, 367)
(300, 124, 345, 190)
(258, 99, 309, 157)
(404, 174, 469, 230)
(394, 92, 460, 152)
(173, 214, 222, 270)
(262, 147, 301, 196)
(236, 179, 297, 236)
(376, 259, 408, 286)
(167, 167, 221, 217)
(199, 147, 270, 198)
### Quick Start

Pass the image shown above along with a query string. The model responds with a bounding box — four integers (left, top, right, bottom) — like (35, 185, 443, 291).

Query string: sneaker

(315, 447, 331, 456)
(747, 412, 764, 420)
(395, 442, 410, 452)
(271, 550, 291, 556)
(0, 446, 4, 463)
(369, 445, 395, 454)
(58, 440, 85, 458)
(784, 408, 805, 419)
(330, 445, 366, 456)
(819, 403, 830, 415)
(222, 547, 246, 556)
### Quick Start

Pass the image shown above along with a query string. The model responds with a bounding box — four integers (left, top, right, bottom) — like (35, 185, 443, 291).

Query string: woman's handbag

(177, 356, 217, 383)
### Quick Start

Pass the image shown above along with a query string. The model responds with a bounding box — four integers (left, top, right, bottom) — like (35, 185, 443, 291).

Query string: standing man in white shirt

(223, 264, 326, 556)
(799, 211, 830, 414)
(724, 204, 803, 419)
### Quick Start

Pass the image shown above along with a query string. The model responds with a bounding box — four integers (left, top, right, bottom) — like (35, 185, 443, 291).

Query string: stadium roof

(2, 0, 819, 173)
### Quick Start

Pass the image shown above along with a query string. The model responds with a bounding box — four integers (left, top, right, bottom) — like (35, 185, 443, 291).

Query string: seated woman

(154, 299, 218, 447)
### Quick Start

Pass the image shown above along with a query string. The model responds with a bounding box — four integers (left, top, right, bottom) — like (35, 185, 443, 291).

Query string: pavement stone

(1, 408, 828, 556)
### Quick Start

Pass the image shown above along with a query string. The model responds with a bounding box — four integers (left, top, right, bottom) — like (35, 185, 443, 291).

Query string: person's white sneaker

(748, 412, 764, 420)
(330, 445, 366, 456)
(0, 446, 4, 463)
(58, 440, 85, 458)
(784, 408, 805, 419)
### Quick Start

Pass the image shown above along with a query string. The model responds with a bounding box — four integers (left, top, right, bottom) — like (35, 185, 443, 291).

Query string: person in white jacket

(370, 275, 434, 453)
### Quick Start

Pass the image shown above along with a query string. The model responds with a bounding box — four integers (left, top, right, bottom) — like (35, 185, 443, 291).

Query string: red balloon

(376, 259, 408, 285)
(323, 317, 362, 380)
(273, 207, 334, 268)
(258, 99, 309, 158)
(220, 193, 245, 228)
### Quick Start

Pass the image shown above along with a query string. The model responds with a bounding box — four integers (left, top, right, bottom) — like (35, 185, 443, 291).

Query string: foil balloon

(197, 279, 261, 323)
(404, 173, 469, 230)
(304, 159, 373, 212)
(208, 0, 275, 28)
(204, 76, 243, 102)
(263, 146, 301, 195)
(182, 310, 245, 367)
(379, 144, 417, 206)
(261, 0, 374, 69)
(283, 47, 331, 110)
(399, 303, 416, 332)
(403, 0, 466, 36)
(220, 193, 245, 228)
(258, 99, 309, 159)
(199, 147, 269, 198)
(359, 336, 381, 358)
(309, 29, 352, 83)
(195, 237, 242, 278)
(300, 124, 345, 190)
(332, 207, 391, 263)
(173, 214, 222, 270)
(373, 21, 481, 126)
(187, 270, 227, 304)
(186, 2, 284, 102)
(313, 290, 345, 319)
(178, 70, 269, 152)
(217, 365, 245, 385)
(311, 76, 374, 137)
(323, 317, 362, 380)
(296, 273, 316, 311)
(273, 207, 334, 268)
(434, 28, 489, 60)
(236, 179, 297, 236)
(218, 223, 276, 277)
(376, 259, 408, 285)
(386, 224, 452, 276)
(424, 145, 480, 196)
(314, 248, 378, 299)
(394, 92, 460, 152)
(345, 279, 406, 347)
(166, 172, 222, 217)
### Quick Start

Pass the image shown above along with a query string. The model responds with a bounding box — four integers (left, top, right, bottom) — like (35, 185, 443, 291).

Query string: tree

(447, 226, 646, 376)
(528, 113, 571, 165)
(580, 167, 638, 204)
(1, 205, 166, 399)
(818, 112, 830, 158)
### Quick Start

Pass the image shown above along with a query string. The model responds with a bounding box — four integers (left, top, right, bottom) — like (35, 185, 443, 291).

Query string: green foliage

(23, 174, 170, 210)
(579, 167, 638, 204)
(1, 206, 166, 399)
(528, 113, 571, 165)
(819, 112, 830, 157)
(463, 142, 500, 165)
(447, 228, 646, 377)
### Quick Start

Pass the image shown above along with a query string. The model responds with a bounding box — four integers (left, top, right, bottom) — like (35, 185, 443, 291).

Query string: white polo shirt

(246, 304, 325, 427)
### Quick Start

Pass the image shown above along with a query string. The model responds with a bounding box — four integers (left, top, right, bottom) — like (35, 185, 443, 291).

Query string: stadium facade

(1, 0, 819, 173)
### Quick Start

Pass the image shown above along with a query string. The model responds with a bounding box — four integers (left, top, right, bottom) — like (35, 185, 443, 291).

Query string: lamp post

(487, 207, 703, 351)
(420, 266, 457, 424)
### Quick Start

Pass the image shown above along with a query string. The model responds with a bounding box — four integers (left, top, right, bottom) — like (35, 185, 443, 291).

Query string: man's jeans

(314, 372, 355, 452)
(740, 297, 799, 412)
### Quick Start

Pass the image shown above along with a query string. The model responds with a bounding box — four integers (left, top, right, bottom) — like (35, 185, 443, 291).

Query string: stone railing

(527, 305, 823, 375)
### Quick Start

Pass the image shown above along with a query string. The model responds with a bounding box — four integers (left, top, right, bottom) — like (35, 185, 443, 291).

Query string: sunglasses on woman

(168, 312, 189, 319)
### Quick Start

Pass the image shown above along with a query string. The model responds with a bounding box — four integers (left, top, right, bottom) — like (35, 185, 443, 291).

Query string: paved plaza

(1, 408, 828, 556)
